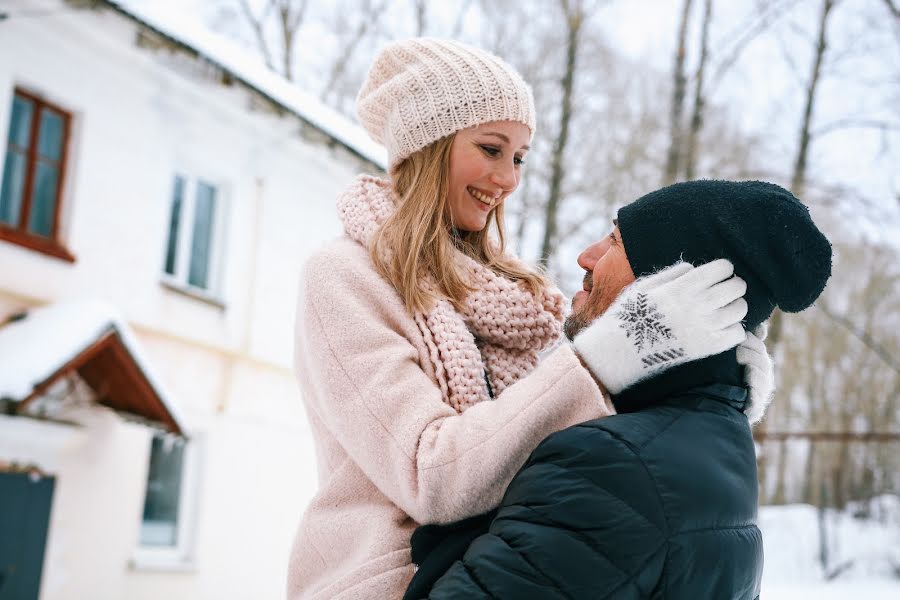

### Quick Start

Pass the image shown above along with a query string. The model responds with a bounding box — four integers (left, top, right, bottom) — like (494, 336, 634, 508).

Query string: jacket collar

(611, 349, 748, 415)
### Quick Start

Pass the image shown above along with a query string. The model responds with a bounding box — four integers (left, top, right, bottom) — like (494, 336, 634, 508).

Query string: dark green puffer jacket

(408, 354, 763, 600)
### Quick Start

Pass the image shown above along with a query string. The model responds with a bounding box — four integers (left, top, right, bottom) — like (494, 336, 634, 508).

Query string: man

(404, 180, 832, 599)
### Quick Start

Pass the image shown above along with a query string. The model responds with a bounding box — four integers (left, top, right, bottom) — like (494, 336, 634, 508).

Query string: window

(0, 88, 74, 261)
(140, 434, 186, 547)
(162, 174, 226, 300)
(134, 432, 202, 570)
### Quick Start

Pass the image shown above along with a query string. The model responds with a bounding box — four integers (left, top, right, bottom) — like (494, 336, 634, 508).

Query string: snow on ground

(759, 495, 900, 598)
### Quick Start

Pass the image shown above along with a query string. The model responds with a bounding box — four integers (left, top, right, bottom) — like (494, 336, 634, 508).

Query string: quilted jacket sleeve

(422, 423, 669, 600)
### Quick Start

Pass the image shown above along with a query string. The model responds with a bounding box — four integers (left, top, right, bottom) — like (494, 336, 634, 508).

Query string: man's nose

(578, 240, 607, 270)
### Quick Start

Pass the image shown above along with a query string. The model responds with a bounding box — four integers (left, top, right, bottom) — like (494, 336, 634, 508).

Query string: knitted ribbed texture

(337, 175, 564, 412)
(356, 38, 536, 168)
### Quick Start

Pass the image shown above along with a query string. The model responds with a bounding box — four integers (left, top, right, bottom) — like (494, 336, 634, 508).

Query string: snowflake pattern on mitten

(615, 293, 675, 352)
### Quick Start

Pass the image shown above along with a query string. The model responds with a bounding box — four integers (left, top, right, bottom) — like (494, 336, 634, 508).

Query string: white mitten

(737, 322, 774, 424)
(574, 259, 748, 394)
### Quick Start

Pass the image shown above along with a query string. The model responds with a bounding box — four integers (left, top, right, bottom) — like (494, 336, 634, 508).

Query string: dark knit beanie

(617, 180, 832, 330)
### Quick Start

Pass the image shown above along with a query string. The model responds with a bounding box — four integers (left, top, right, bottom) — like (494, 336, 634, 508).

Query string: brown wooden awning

(2, 303, 187, 437)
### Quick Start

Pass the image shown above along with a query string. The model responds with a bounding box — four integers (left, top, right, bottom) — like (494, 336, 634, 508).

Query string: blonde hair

(370, 134, 550, 314)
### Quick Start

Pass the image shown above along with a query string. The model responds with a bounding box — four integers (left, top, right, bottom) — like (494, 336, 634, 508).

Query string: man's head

(564, 222, 635, 340)
(565, 179, 832, 341)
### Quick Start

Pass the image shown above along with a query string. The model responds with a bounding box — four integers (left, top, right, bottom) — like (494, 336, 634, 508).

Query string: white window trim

(160, 173, 229, 304)
(131, 432, 205, 572)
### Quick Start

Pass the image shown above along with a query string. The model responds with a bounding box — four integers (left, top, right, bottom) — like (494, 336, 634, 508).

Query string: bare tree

(539, 0, 585, 266)
(237, 0, 277, 72)
(413, 0, 427, 36)
(320, 0, 389, 105)
(762, 0, 837, 351)
(277, 0, 309, 81)
(790, 0, 836, 197)
(235, 0, 309, 81)
(683, 0, 712, 180)
(662, 0, 695, 185)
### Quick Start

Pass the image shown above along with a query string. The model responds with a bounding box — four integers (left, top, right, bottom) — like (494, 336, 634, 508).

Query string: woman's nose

(490, 160, 518, 191)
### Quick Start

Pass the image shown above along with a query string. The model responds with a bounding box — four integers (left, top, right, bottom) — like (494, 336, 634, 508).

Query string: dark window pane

(27, 162, 58, 237)
(140, 435, 185, 547)
(188, 182, 216, 289)
(37, 109, 64, 161)
(164, 176, 185, 275)
(7, 95, 34, 149)
(0, 151, 26, 226)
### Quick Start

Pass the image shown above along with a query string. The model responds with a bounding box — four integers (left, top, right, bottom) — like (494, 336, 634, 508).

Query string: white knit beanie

(356, 38, 536, 168)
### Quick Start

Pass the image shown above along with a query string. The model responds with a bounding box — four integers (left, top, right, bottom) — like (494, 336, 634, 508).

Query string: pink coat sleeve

(296, 241, 611, 525)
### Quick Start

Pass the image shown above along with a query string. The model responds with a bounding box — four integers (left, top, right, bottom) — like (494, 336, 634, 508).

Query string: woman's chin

(455, 218, 488, 233)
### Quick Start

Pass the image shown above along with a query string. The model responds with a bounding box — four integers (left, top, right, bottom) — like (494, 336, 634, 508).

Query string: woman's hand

(573, 259, 748, 394)
(737, 322, 775, 424)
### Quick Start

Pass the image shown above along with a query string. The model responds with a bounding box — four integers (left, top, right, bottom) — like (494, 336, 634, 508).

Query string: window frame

(160, 173, 228, 306)
(0, 87, 75, 262)
(131, 432, 204, 572)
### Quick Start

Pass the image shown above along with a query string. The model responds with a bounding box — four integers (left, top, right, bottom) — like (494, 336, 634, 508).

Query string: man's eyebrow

(481, 132, 530, 151)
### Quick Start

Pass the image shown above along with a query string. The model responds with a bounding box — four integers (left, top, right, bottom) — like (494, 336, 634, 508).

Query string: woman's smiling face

(446, 121, 531, 232)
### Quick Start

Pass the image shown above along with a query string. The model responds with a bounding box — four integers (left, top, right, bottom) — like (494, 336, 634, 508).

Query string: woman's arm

(296, 240, 609, 525)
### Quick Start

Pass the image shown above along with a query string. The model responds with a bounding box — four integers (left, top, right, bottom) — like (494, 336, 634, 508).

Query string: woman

(287, 38, 759, 599)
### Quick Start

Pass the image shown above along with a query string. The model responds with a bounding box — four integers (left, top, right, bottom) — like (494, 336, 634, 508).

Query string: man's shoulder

(524, 411, 663, 475)
(503, 409, 670, 537)
(541, 405, 685, 458)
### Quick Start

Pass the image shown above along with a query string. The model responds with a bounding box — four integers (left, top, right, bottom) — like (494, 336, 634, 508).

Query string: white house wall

(0, 2, 368, 598)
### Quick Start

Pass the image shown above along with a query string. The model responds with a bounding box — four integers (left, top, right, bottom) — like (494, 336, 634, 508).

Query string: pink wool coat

(287, 237, 612, 599)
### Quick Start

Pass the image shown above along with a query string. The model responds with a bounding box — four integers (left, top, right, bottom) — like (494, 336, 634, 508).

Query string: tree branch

(814, 302, 900, 377)
(321, 0, 388, 101)
(811, 118, 900, 138)
(708, 0, 799, 90)
(238, 0, 276, 72)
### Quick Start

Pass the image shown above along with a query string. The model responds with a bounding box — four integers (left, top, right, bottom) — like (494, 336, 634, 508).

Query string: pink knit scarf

(337, 175, 566, 413)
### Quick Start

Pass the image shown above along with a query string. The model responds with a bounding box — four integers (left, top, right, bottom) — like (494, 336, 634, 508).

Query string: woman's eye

(481, 145, 500, 156)
(514, 156, 526, 166)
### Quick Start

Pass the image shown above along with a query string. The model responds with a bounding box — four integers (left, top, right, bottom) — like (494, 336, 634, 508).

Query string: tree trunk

(790, 0, 835, 196)
(772, 438, 789, 504)
(662, 0, 694, 185)
(684, 0, 712, 180)
(803, 439, 817, 503)
(539, 0, 582, 267)
(238, 0, 276, 73)
(413, 0, 427, 36)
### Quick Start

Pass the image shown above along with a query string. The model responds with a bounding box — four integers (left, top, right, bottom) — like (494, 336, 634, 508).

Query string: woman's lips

(468, 186, 497, 209)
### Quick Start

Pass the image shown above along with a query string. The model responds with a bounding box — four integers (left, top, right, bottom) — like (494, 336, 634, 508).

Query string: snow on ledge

(0, 300, 188, 435)
(108, 0, 387, 170)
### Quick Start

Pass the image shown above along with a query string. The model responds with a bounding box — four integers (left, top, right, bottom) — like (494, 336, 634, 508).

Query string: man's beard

(563, 280, 619, 341)
(563, 311, 591, 341)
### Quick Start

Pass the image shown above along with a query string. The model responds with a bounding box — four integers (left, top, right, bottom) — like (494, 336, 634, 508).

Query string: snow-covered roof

(0, 300, 188, 436)
(107, 0, 387, 170)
